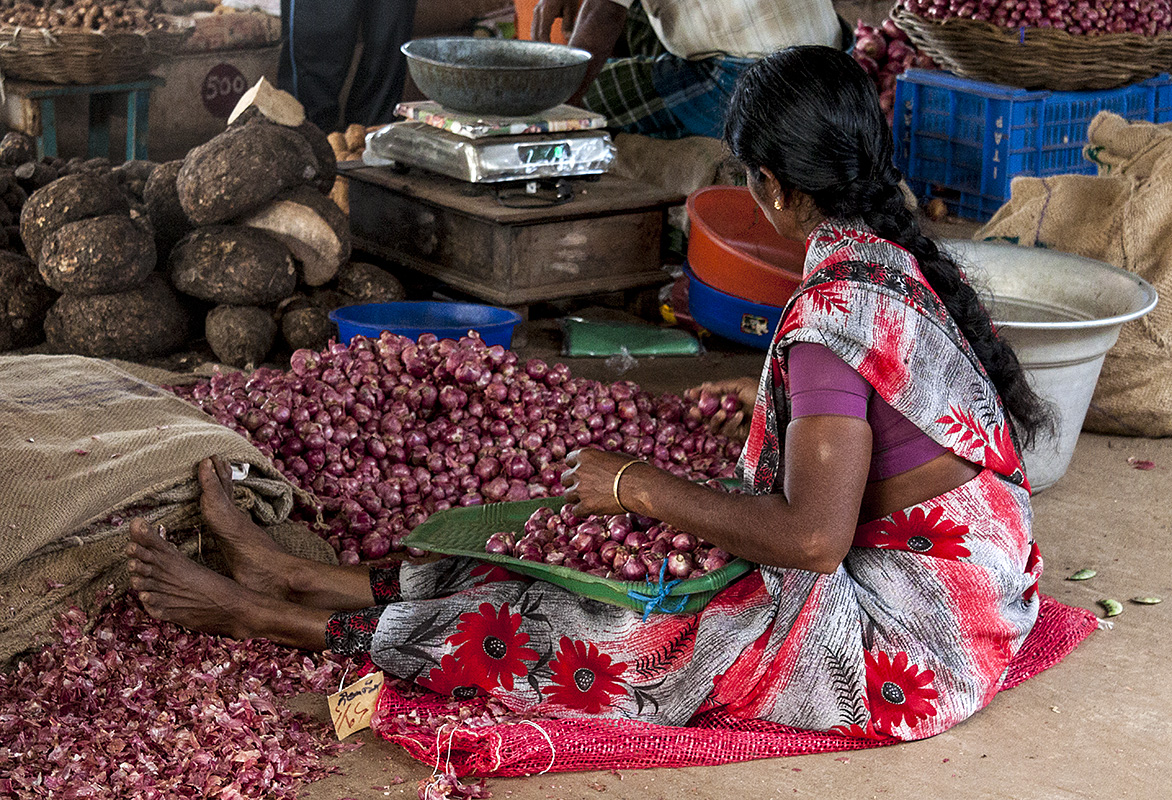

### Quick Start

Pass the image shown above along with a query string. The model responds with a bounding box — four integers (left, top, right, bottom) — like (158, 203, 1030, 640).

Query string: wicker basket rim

(890, 5, 1172, 47)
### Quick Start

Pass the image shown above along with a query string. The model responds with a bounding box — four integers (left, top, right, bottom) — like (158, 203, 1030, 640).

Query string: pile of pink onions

(170, 331, 744, 567)
(486, 499, 733, 583)
(900, 0, 1172, 35)
(853, 18, 938, 121)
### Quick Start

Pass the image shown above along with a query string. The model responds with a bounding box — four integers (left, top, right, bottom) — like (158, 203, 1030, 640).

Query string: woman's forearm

(570, 416, 872, 574)
(618, 463, 844, 573)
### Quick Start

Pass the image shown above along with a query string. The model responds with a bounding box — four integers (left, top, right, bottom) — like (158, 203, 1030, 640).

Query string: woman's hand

(684, 377, 759, 441)
(560, 448, 640, 518)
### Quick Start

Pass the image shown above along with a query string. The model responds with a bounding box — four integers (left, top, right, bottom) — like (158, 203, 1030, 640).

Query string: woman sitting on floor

(127, 45, 1050, 741)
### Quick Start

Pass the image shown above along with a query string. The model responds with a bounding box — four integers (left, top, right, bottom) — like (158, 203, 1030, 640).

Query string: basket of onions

(403, 492, 754, 616)
(891, 0, 1172, 91)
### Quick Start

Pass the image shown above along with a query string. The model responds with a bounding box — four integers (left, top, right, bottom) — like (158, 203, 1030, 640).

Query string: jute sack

(0, 354, 333, 663)
(977, 112, 1172, 437)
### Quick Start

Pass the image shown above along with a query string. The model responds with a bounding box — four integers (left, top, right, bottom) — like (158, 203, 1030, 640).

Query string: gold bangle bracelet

(612, 459, 642, 514)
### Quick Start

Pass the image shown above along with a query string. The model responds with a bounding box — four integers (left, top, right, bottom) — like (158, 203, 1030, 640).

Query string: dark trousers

(278, 0, 417, 130)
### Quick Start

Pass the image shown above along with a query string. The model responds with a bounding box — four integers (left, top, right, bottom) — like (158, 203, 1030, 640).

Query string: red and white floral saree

(327, 220, 1042, 742)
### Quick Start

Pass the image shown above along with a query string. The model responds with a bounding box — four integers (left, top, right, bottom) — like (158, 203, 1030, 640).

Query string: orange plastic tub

(686, 186, 806, 308)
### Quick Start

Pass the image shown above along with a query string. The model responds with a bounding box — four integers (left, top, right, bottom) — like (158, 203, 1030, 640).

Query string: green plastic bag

(561, 316, 701, 358)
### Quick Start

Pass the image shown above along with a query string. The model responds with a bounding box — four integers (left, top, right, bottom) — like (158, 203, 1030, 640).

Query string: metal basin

(401, 37, 592, 117)
(945, 240, 1158, 492)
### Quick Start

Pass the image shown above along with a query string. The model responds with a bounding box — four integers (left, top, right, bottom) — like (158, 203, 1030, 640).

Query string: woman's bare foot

(126, 518, 330, 650)
(198, 455, 377, 612)
(198, 455, 298, 600)
(126, 518, 267, 640)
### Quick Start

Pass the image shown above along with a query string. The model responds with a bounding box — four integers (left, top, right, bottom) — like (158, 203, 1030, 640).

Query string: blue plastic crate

(894, 69, 1172, 221)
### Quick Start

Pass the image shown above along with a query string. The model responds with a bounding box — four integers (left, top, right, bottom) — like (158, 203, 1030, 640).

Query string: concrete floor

(295, 328, 1172, 800)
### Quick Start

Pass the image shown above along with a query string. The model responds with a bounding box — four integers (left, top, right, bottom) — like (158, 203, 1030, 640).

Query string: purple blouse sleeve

(787, 342, 872, 419)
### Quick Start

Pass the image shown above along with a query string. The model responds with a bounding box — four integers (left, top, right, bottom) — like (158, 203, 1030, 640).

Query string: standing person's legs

(278, 0, 363, 130)
(344, 0, 418, 128)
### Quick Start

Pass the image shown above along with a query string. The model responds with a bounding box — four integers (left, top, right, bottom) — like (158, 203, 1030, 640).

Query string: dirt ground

(293, 326, 1172, 800)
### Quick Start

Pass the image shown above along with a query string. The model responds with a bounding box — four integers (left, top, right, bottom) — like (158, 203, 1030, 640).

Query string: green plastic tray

(403, 496, 754, 616)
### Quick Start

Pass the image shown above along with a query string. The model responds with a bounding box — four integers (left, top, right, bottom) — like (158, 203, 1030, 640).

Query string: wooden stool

(2, 77, 164, 161)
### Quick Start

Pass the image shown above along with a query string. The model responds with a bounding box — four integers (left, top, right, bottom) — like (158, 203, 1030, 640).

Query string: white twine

(521, 720, 556, 775)
(431, 723, 460, 777)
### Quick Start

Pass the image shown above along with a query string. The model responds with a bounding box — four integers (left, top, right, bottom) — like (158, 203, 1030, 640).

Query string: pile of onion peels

(0, 594, 358, 799)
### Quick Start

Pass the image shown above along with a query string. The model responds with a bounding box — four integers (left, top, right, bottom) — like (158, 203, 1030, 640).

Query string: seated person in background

(532, 0, 843, 138)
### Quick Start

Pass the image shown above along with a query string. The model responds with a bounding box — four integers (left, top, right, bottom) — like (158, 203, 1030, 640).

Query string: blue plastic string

(627, 558, 688, 621)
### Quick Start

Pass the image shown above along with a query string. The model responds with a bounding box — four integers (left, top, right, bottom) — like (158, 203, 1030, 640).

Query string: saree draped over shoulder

(326, 221, 1042, 742)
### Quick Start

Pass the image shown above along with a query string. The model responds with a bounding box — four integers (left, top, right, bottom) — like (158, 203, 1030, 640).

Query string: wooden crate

(346, 167, 684, 306)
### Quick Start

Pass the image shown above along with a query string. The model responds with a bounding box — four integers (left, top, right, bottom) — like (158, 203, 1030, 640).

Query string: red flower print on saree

(854, 506, 971, 560)
(545, 637, 628, 714)
(865, 650, 939, 735)
(447, 602, 538, 691)
(419, 654, 483, 701)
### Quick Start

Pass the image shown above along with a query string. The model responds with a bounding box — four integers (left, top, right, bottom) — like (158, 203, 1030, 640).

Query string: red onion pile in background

(486, 501, 733, 582)
(0, 595, 356, 799)
(853, 17, 939, 122)
(900, 0, 1172, 35)
(170, 332, 743, 567)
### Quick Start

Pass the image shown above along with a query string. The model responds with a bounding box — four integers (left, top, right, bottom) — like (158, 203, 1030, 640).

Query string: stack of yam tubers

(0, 78, 406, 366)
(160, 77, 402, 367)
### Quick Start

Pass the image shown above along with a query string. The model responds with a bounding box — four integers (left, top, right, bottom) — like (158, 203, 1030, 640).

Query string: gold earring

(773, 198, 783, 211)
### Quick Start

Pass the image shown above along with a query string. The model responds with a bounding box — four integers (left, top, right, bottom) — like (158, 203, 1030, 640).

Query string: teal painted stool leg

(39, 99, 58, 159)
(127, 89, 151, 160)
(88, 92, 113, 159)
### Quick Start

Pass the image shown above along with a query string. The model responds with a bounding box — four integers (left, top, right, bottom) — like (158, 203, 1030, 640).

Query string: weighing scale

(347, 101, 682, 308)
(363, 101, 617, 187)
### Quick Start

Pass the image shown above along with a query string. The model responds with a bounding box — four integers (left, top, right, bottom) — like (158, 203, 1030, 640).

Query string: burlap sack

(977, 112, 1172, 437)
(0, 355, 334, 663)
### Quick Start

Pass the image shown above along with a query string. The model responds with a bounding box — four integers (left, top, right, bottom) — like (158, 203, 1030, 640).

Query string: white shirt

(606, 0, 841, 60)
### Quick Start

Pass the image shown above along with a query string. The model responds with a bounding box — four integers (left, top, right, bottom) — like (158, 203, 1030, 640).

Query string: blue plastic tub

(894, 69, 1172, 221)
(685, 264, 784, 350)
(329, 301, 523, 348)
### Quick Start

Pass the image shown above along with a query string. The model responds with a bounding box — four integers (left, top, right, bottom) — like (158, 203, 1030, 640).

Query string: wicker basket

(891, 6, 1172, 92)
(0, 24, 190, 85)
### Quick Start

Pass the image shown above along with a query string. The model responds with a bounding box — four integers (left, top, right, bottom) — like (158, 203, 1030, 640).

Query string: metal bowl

(401, 37, 592, 118)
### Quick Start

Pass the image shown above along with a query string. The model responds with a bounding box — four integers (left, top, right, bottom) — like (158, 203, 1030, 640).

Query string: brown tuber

(231, 106, 336, 196)
(143, 159, 194, 255)
(20, 171, 130, 258)
(169, 225, 297, 305)
(38, 215, 157, 295)
(0, 132, 36, 167)
(43, 274, 190, 359)
(176, 123, 319, 225)
(336, 261, 406, 304)
(0, 251, 56, 351)
(205, 304, 277, 368)
(280, 304, 334, 353)
(238, 185, 350, 287)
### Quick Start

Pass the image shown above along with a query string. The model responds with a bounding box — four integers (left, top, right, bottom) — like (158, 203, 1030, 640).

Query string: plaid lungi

(581, 52, 754, 140)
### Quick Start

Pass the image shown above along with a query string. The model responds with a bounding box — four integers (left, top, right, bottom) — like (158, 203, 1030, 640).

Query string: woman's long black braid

(724, 45, 1051, 448)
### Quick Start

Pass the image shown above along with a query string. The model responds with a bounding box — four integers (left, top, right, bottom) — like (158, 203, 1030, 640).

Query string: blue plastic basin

(329, 301, 523, 348)
(685, 264, 785, 350)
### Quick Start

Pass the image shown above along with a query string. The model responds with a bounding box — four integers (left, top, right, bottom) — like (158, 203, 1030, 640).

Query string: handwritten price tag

(327, 670, 385, 740)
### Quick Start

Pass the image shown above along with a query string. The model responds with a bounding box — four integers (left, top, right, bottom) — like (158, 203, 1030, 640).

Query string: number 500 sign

(202, 63, 250, 119)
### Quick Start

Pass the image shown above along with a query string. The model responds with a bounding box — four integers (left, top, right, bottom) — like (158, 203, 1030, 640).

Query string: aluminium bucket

(945, 240, 1158, 492)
